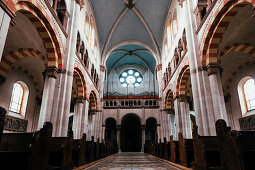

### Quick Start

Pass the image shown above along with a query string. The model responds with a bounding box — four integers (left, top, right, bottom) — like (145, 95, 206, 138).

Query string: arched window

(9, 81, 29, 116)
(173, 10, 178, 37)
(243, 79, 255, 111)
(167, 15, 173, 48)
(238, 77, 255, 116)
(89, 16, 95, 49)
(85, 13, 90, 38)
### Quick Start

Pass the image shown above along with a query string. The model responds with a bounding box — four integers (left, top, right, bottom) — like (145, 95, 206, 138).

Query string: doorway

(120, 114, 142, 152)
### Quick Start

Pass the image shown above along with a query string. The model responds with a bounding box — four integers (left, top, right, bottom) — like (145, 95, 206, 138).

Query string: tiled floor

(84, 152, 181, 170)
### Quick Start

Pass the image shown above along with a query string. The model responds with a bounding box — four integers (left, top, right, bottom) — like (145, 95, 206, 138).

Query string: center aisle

(83, 152, 182, 170)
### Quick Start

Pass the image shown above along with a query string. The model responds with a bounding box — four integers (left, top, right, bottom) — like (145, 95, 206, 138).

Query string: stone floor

(84, 152, 182, 170)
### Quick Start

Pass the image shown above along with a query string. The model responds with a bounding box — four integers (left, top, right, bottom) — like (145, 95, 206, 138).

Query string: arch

(201, 0, 255, 66)
(219, 44, 255, 63)
(145, 117, 157, 143)
(120, 113, 141, 123)
(105, 117, 117, 142)
(12, 1, 64, 69)
(89, 90, 97, 110)
(73, 67, 86, 98)
(103, 40, 159, 66)
(0, 48, 46, 78)
(176, 63, 190, 96)
(121, 113, 142, 152)
(165, 89, 174, 109)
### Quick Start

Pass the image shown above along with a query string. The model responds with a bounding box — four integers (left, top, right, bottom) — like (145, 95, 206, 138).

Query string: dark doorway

(145, 117, 157, 143)
(105, 118, 117, 143)
(121, 114, 141, 152)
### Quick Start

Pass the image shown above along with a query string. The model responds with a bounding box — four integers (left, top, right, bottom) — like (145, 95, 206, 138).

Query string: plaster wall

(0, 69, 39, 132)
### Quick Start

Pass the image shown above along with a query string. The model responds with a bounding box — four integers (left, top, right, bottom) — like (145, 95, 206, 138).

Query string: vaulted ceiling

(90, 0, 170, 70)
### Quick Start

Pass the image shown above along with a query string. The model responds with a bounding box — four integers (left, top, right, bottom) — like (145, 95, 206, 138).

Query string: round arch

(73, 67, 86, 98)
(201, 1, 255, 67)
(0, 48, 46, 78)
(120, 113, 142, 152)
(12, 1, 64, 69)
(103, 40, 159, 66)
(176, 64, 191, 96)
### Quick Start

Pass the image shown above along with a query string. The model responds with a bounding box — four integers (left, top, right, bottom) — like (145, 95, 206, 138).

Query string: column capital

(141, 125, 146, 130)
(100, 65, 105, 72)
(44, 66, 58, 79)
(75, 96, 85, 103)
(174, 95, 187, 102)
(206, 63, 221, 76)
(156, 64, 162, 72)
(116, 125, 121, 130)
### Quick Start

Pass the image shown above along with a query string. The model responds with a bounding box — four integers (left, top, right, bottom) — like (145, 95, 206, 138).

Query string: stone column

(55, 2, 80, 137)
(207, 64, 228, 123)
(73, 97, 84, 139)
(179, 95, 192, 139)
(141, 125, 146, 152)
(116, 125, 121, 151)
(0, 7, 12, 61)
(38, 67, 57, 129)
(81, 99, 89, 139)
(174, 97, 181, 140)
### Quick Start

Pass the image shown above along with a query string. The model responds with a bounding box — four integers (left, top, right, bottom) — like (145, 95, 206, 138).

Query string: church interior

(0, 0, 255, 169)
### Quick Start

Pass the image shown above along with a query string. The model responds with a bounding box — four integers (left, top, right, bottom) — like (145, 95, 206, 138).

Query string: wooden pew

(169, 135, 180, 163)
(0, 106, 6, 141)
(72, 133, 87, 167)
(193, 126, 221, 170)
(48, 130, 73, 170)
(178, 132, 194, 167)
(86, 136, 95, 163)
(100, 139, 105, 158)
(0, 122, 52, 170)
(163, 137, 168, 160)
(95, 138, 100, 160)
(216, 119, 255, 170)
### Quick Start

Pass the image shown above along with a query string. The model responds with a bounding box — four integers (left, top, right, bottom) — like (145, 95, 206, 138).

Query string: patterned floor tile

(84, 152, 182, 170)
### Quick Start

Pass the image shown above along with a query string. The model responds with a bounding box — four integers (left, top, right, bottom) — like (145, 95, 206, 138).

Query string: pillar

(38, 67, 57, 129)
(179, 95, 192, 139)
(174, 97, 181, 140)
(116, 125, 121, 151)
(0, 5, 12, 61)
(55, 2, 80, 137)
(207, 64, 228, 123)
(141, 125, 146, 152)
(73, 97, 84, 139)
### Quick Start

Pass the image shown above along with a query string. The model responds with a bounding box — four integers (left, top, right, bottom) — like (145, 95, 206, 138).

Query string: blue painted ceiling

(106, 44, 156, 74)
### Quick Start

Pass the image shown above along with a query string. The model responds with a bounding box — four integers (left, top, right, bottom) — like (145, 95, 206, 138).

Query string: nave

(81, 152, 181, 170)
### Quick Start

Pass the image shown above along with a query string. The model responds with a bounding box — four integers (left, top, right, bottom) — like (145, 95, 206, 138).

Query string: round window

(119, 69, 143, 87)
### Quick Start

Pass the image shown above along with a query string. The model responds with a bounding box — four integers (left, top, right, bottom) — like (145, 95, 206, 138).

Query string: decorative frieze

(239, 114, 255, 130)
(4, 115, 28, 132)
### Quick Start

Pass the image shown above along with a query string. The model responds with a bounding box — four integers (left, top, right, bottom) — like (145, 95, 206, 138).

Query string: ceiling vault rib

(102, 7, 129, 59)
(108, 52, 153, 75)
(111, 49, 151, 55)
(132, 7, 160, 57)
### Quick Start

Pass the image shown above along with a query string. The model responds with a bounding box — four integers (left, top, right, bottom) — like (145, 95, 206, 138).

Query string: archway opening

(145, 117, 157, 143)
(105, 118, 117, 143)
(121, 114, 141, 152)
